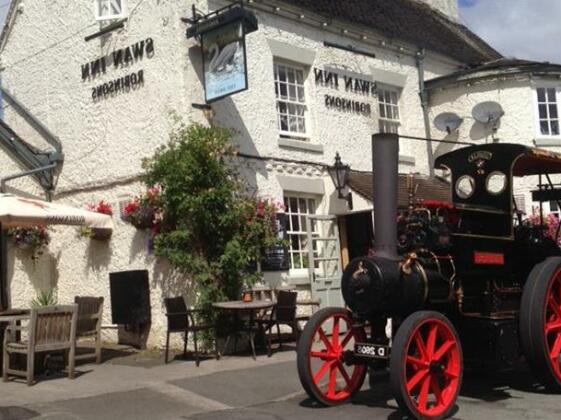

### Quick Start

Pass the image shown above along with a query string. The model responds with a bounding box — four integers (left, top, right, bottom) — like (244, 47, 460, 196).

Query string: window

(456, 175, 475, 199)
(550, 200, 560, 219)
(283, 195, 317, 270)
(274, 62, 308, 139)
(94, 0, 126, 21)
(378, 87, 400, 134)
(536, 87, 559, 136)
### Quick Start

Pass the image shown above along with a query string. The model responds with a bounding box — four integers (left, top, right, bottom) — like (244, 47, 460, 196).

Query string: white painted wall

(418, 0, 459, 20)
(0, 0, 460, 348)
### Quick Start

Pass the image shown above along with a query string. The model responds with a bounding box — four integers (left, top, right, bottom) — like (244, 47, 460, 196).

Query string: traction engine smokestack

(372, 132, 399, 260)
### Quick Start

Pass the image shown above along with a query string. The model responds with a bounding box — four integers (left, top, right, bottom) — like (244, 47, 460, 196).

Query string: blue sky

(459, 0, 561, 63)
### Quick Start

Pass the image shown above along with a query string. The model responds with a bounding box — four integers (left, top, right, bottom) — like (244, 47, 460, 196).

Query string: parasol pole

(0, 221, 6, 310)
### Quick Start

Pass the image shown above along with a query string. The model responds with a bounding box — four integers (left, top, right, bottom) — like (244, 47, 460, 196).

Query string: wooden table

(212, 300, 274, 360)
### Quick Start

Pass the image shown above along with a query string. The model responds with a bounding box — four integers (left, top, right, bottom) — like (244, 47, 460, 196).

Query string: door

(306, 215, 344, 308)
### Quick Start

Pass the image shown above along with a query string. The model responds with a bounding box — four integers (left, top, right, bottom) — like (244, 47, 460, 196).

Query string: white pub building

(0, 0, 502, 348)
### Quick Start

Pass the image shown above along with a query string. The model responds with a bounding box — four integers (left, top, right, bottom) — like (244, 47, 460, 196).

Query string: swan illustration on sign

(202, 21, 247, 102)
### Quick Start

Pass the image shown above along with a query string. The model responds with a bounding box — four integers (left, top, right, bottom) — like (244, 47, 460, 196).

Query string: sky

(0, 1, 558, 64)
(458, 0, 561, 63)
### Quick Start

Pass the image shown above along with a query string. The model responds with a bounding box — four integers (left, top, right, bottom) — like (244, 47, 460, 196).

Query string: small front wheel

(390, 311, 463, 420)
(297, 307, 367, 405)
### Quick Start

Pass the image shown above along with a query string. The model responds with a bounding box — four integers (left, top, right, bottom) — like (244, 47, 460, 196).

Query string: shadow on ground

(293, 363, 552, 420)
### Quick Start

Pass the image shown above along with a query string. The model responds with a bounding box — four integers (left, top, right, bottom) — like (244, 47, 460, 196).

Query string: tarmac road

(1, 349, 561, 420)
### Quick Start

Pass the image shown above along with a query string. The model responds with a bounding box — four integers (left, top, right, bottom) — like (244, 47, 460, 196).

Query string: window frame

(274, 60, 310, 141)
(534, 85, 561, 139)
(283, 194, 319, 276)
(377, 85, 401, 134)
(93, 0, 126, 22)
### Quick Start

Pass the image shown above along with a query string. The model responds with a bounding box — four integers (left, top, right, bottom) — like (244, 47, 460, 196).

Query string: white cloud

(459, 0, 561, 64)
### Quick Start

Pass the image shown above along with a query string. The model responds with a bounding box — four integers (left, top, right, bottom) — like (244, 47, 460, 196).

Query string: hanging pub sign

(202, 21, 247, 102)
(186, 3, 258, 103)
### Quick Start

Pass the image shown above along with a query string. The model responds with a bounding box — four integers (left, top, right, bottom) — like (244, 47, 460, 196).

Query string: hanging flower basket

(81, 200, 114, 241)
(122, 186, 162, 231)
(90, 227, 113, 240)
(7, 226, 50, 259)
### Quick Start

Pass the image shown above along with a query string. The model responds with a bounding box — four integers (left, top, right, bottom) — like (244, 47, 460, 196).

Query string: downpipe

(416, 49, 435, 177)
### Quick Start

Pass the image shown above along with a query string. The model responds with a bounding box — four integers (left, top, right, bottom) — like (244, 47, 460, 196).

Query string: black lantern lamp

(328, 152, 353, 210)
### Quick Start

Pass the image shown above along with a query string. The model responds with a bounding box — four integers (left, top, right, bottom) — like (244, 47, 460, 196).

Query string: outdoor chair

(164, 297, 217, 366)
(2, 305, 78, 386)
(74, 296, 104, 364)
(257, 290, 299, 356)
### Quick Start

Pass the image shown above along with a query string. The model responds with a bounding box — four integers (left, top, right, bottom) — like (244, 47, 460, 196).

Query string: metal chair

(164, 297, 216, 366)
(2, 305, 78, 386)
(258, 290, 299, 355)
(74, 296, 104, 364)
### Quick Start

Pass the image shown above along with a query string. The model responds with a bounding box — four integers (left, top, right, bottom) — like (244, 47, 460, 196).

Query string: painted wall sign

(82, 38, 154, 101)
(91, 70, 144, 100)
(314, 68, 377, 97)
(81, 38, 154, 80)
(202, 20, 248, 102)
(314, 67, 376, 116)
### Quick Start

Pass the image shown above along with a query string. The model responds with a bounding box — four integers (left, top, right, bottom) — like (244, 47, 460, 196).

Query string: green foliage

(142, 122, 282, 344)
(31, 289, 58, 308)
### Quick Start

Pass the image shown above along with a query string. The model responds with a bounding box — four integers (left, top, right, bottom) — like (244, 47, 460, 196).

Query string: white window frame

(377, 85, 401, 134)
(534, 84, 561, 139)
(94, 0, 126, 22)
(283, 194, 319, 276)
(274, 61, 310, 140)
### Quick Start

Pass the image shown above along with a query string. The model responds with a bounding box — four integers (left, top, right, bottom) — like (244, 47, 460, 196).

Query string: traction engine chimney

(372, 132, 399, 260)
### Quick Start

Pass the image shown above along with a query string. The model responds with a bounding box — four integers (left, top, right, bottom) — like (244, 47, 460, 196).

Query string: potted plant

(122, 185, 162, 230)
(7, 226, 50, 260)
(81, 200, 113, 240)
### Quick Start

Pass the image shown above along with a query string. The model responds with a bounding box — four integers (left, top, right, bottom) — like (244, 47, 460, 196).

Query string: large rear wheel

(297, 307, 367, 405)
(520, 256, 561, 391)
(390, 311, 463, 420)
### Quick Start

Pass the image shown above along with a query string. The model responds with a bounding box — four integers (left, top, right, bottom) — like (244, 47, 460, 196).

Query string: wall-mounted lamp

(327, 152, 353, 210)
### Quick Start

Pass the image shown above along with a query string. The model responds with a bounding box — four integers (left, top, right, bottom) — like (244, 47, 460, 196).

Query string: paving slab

(28, 388, 203, 420)
(170, 361, 301, 407)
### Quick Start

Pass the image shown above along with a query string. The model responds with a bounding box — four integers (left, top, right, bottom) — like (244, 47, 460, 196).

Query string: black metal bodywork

(342, 138, 561, 369)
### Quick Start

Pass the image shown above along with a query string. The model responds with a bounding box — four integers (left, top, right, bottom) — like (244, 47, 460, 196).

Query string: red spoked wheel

(521, 257, 561, 391)
(297, 307, 367, 405)
(390, 311, 463, 420)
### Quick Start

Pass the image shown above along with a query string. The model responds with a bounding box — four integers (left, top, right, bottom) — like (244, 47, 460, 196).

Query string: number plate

(354, 342, 390, 359)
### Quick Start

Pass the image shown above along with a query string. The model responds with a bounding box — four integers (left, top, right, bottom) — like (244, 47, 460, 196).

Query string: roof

(425, 58, 561, 90)
(279, 0, 501, 65)
(347, 170, 451, 207)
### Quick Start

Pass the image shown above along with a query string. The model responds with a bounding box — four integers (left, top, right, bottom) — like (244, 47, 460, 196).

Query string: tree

(142, 122, 281, 332)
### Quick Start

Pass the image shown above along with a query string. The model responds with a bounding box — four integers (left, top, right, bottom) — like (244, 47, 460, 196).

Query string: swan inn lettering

(314, 68, 376, 116)
(81, 38, 155, 101)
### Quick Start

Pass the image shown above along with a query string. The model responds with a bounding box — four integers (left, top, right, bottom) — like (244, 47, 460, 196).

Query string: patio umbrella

(0, 193, 113, 309)
(0, 193, 113, 229)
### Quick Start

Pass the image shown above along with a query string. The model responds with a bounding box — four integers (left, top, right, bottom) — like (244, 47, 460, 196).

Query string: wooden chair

(74, 296, 104, 364)
(164, 297, 217, 366)
(257, 290, 299, 355)
(2, 305, 78, 386)
(295, 298, 321, 328)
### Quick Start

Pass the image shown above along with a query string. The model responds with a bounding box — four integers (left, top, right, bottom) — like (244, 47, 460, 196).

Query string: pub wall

(0, 0, 460, 348)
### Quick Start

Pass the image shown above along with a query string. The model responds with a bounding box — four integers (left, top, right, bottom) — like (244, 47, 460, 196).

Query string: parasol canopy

(0, 193, 113, 229)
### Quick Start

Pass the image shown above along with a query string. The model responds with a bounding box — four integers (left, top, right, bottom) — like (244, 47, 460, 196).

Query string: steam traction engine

(297, 133, 561, 419)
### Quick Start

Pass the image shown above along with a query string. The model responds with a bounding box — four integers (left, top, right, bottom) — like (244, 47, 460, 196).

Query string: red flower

(124, 200, 139, 216)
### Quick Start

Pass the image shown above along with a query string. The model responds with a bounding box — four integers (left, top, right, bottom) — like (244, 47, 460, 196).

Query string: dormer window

(94, 0, 126, 21)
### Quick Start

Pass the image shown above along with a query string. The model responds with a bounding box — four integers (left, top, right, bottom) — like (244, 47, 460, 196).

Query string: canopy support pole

(0, 222, 7, 310)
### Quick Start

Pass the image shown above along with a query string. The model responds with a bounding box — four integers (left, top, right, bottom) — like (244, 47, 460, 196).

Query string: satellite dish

(472, 101, 505, 124)
(434, 112, 463, 134)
